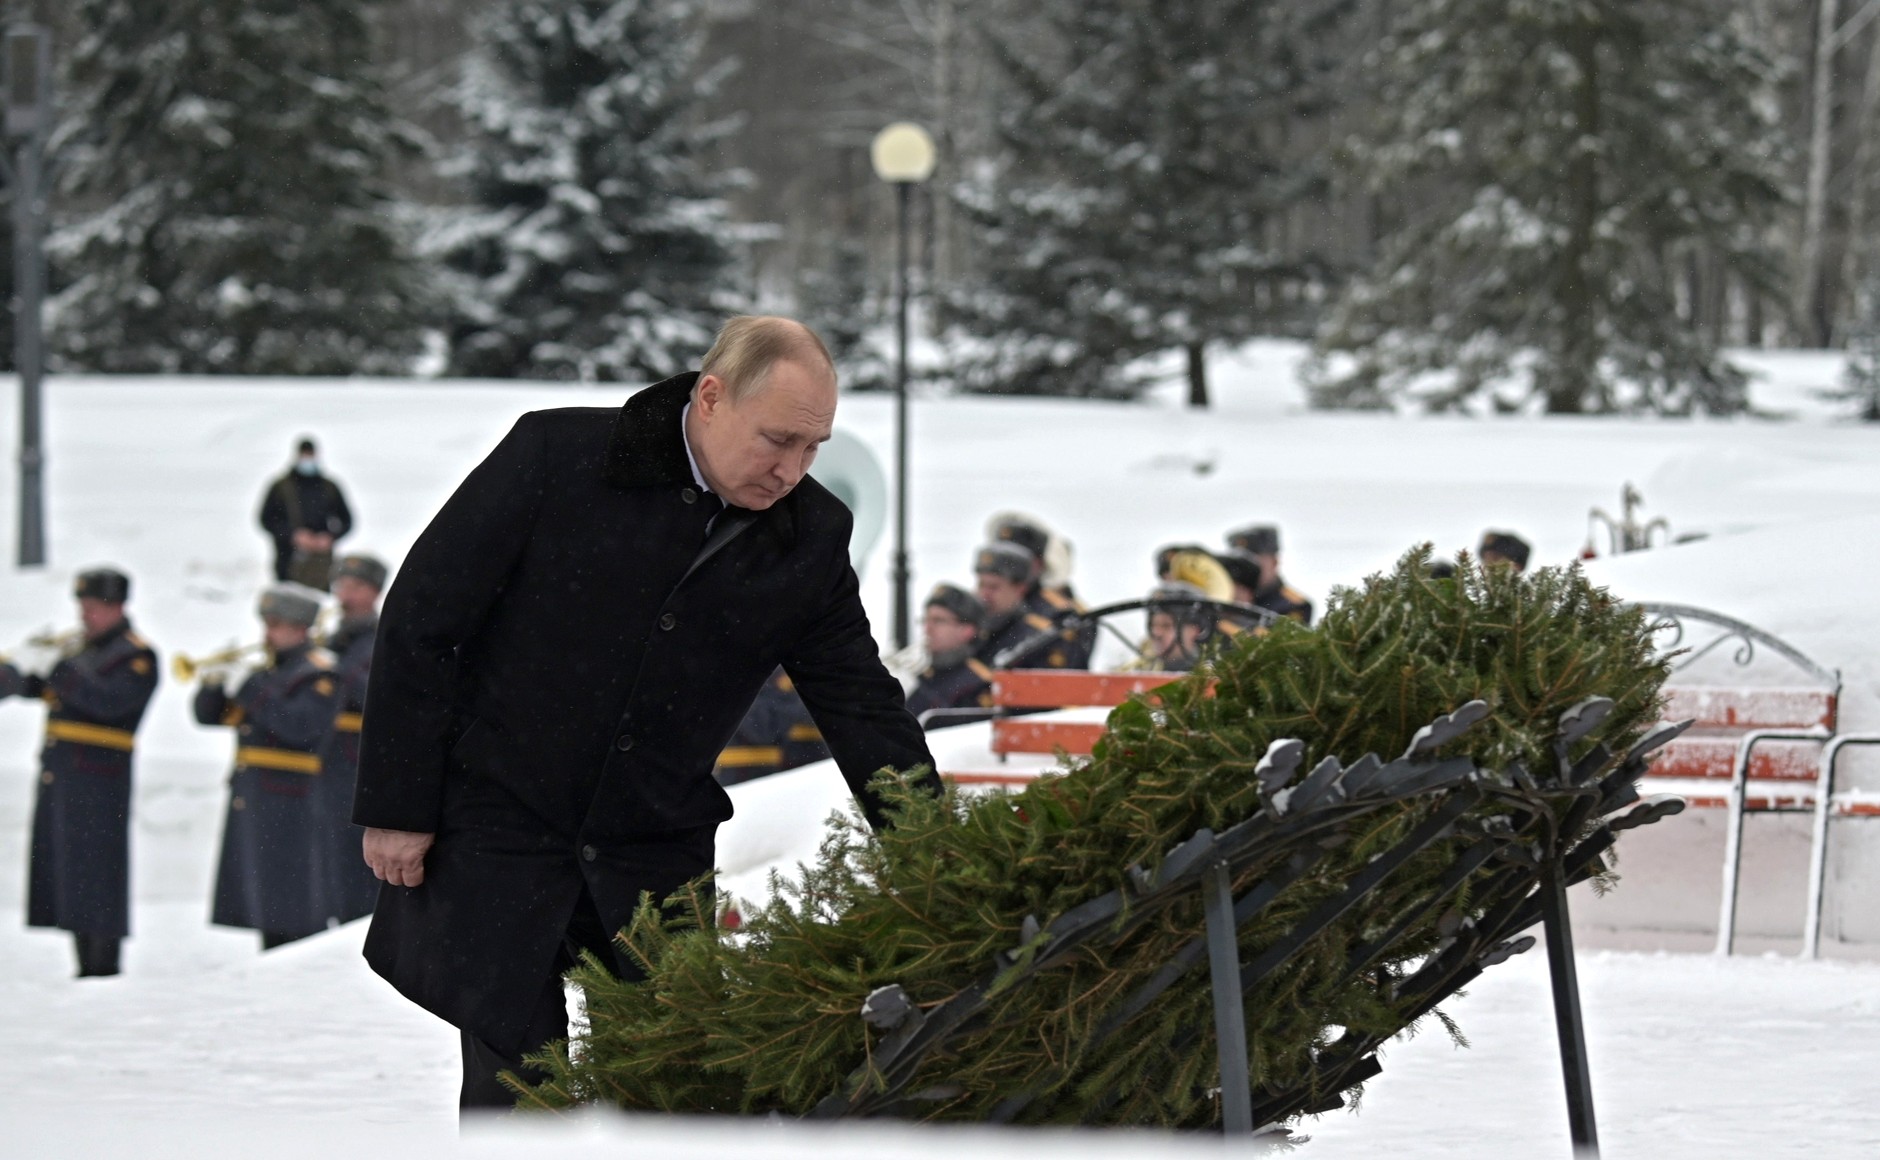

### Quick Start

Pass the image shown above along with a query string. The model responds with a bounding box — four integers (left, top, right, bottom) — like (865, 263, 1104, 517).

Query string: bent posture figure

(353, 316, 937, 1108)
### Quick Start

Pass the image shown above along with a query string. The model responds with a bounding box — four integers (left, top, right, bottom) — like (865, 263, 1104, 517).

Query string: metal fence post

(1202, 858, 1253, 1135)
(1540, 862, 1600, 1156)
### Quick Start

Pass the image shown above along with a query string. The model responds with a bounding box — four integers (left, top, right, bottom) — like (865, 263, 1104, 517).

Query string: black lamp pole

(891, 179, 912, 650)
(7, 26, 49, 569)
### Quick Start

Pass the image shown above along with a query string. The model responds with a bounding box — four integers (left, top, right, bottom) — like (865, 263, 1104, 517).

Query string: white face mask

(295, 456, 319, 476)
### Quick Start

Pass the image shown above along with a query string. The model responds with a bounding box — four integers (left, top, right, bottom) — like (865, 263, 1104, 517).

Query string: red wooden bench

(940, 669, 1184, 788)
(1630, 604, 1880, 955)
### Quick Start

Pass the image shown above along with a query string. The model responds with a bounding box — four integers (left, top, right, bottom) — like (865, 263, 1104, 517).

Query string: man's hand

(364, 827, 436, 887)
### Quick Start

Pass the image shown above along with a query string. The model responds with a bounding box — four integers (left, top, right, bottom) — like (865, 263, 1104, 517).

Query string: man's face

(333, 576, 379, 618)
(263, 616, 310, 652)
(922, 606, 978, 655)
(689, 360, 836, 511)
(975, 573, 1026, 617)
(78, 598, 125, 638)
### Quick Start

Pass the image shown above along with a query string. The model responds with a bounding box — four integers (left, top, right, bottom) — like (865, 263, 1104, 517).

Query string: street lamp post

(870, 121, 935, 651)
(6, 26, 50, 568)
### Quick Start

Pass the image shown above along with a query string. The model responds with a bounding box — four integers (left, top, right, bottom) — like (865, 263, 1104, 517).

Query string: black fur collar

(601, 370, 797, 547)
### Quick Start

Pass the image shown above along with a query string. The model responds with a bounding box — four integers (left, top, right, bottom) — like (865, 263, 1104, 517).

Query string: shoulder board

(125, 632, 151, 650)
(1024, 613, 1054, 632)
(306, 649, 337, 670)
(1216, 619, 1243, 637)
(775, 673, 795, 693)
(1040, 589, 1072, 610)
(966, 658, 995, 682)
(1281, 586, 1310, 605)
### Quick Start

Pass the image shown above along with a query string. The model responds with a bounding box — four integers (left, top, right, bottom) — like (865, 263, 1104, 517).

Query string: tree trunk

(1798, 0, 1841, 348)
(1186, 342, 1209, 408)
(1837, 12, 1880, 345)
(1552, 18, 1602, 414)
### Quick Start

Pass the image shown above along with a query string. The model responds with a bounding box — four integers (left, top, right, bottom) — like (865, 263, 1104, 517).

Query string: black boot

(74, 932, 121, 977)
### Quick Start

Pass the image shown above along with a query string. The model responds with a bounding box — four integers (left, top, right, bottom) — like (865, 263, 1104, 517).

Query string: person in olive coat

(258, 437, 354, 589)
(198, 584, 340, 949)
(0, 568, 158, 977)
(316, 553, 388, 925)
(351, 316, 938, 1109)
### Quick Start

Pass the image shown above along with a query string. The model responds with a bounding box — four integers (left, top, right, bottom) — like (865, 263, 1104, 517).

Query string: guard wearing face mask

(259, 436, 354, 590)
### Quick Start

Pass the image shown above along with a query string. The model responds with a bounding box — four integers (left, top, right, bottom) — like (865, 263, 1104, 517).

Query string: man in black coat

(198, 583, 340, 949)
(352, 316, 938, 1109)
(0, 569, 158, 977)
(258, 437, 354, 589)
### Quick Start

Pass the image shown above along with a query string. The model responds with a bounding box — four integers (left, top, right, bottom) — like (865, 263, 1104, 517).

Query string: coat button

(659, 613, 676, 631)
(581, 844, 597, 862)
(615, 734, 634, 752)
(682, 488, 698, 504)
(40, 770, 53, 785)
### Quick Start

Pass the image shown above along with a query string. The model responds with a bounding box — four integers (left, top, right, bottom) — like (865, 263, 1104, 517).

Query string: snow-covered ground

(1, 343, 1878, 1156)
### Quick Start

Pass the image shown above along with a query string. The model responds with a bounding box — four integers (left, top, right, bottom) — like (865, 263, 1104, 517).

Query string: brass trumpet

(0, 627, 83, 668)
(172, 642, 266, 683)
(172, 605, 340, 683)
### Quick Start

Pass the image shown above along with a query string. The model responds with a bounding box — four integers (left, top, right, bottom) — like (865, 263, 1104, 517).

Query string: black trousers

(459, 887, 630, 1110)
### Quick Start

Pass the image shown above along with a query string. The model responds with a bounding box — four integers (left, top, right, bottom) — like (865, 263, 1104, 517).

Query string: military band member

(712, 668, 830, 786)
(0, 569, 158, 977)
(1141, 581, 1217, 672)
(1478, 530, 1532, 573)
(906, 583, 995, 729)
(972, 542, 1065, 668)
(991, 516, 1095, 669)
(318, 554, 388, 926)
(197, 583, 340, 949)
(1225, 524, 1313, 625)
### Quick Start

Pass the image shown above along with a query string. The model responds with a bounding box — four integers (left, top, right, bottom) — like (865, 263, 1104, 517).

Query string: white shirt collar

(679, 402, 711, 493)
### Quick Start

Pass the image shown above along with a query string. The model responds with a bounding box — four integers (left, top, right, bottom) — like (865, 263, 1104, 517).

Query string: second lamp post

(869, 121, 936, 651)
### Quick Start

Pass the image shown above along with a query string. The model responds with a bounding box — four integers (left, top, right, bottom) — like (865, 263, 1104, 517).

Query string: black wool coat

(353, 372, 937, 1053)
(15, 620, 158, 939)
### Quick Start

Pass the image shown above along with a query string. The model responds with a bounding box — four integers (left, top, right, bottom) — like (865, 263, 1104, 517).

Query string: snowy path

(5, 904, 1878, 1158)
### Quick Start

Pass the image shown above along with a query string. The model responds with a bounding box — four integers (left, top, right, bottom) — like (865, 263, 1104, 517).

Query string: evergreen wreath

(515, 549, 1671, 1127)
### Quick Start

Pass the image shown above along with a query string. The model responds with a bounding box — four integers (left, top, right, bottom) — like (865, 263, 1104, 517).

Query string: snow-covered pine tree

(1310, 0, 1789, 415)
(49, 0, 430, 375)
(437, 0, 748, 382)
(947, 0, 1344, 404)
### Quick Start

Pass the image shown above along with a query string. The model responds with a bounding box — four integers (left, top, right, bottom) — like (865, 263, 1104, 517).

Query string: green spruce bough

(518, 551, 1669, 1125)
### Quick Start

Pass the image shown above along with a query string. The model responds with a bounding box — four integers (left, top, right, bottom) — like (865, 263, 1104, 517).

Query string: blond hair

(698, 316, 836, 402)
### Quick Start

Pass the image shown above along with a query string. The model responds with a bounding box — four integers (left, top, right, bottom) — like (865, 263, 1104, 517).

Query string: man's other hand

(364, 827, 436, 887)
